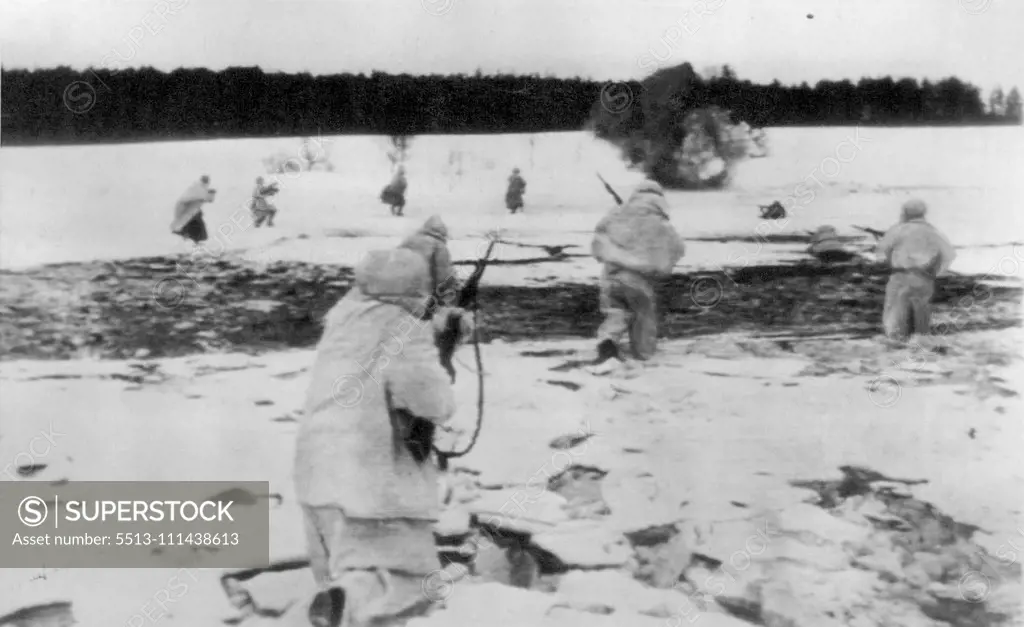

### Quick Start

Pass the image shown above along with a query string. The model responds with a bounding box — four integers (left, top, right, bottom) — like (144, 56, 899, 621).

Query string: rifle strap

(434, 243, 492, 472)
(434, 308, 485, 471)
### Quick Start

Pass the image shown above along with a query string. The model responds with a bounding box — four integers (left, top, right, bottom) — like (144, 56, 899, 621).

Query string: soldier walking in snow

(170, 175, 216, 249)
(250, 176, 280, 228)
(505, 167, 527, 213)
(380, 166, 408, 216)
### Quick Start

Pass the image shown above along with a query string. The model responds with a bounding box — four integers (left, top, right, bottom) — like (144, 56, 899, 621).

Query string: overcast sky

(2, 0, 1021, 90)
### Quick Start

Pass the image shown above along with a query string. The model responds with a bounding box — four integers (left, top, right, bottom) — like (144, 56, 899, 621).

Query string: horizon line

(2, 63, 1017, 92)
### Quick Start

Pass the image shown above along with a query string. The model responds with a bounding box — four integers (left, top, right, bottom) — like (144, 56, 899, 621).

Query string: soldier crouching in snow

(588, 180, 685, 375)
(294, 247, 473, 627)
(807, 225, 857, 264)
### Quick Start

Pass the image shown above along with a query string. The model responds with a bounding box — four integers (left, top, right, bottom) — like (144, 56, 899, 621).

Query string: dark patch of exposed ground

(684, 233, 863, 244)
(0, 253, 1020, 361)
(794, 466, 1021, 627)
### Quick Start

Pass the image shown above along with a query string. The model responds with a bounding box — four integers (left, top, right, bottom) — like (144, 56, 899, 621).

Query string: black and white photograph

(1, 0, 1022, 625)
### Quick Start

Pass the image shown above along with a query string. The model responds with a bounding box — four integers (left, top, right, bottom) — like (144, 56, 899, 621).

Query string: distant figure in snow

(807, 225, 856, 264)
(399, 215, 458, 314)
(506, 167, 527, 213)
(759, 201, 786, 220)
(170, 175, 216, 247)
(381, 166, 408, 216)
(587, 180, 685, 375)
(792, 225, 858, 322)
(250, 176, 280, 228)
(876, 199, 957, 342)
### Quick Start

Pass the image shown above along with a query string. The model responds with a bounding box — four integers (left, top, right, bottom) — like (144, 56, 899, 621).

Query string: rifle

(597, 172, 623, 205)
(852, 224, 962, 277)
(492, 238, 578, 257)
(854, 225, 886, 240)
(434, 235, 498, 471)
(438, 236, 497, 383)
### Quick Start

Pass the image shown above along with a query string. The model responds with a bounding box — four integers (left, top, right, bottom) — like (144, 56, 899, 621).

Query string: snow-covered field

(1, 128, 1022, 626)
(2, 127, 1023, 276)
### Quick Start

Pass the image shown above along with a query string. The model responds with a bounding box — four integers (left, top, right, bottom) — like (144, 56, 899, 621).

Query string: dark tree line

(592, 64, 1020, 141)
(1, 64, 1019, 146)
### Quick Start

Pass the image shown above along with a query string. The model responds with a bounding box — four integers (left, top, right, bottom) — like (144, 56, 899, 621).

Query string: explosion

(590, 63, 768, 189)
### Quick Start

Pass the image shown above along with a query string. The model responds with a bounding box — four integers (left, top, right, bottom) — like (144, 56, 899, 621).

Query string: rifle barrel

(456, 238, 497, 309)
(854, 225, 885, 239)
(596, 172, 623, 205)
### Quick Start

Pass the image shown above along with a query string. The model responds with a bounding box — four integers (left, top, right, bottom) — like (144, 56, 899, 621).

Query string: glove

(457, 310, 475, 344)
(406, 416, 436, 464)
(432, 307, 475, 345)
(393, 409, 437, 464)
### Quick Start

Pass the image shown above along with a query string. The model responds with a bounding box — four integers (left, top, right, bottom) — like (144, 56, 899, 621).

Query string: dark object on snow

(812, 249, 859, 264)
(808, 226, 857, 263)
(759, 202, 787, 220)
(537, 245, 577, 257)
(546, 380, 582, 392)
(494, 238, 578, 257)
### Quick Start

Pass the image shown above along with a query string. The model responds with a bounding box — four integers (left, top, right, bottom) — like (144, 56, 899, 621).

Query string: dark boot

(308, 587, 345, 627)
(587, 339, 625, 375)
(594, 339, 621, 365)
